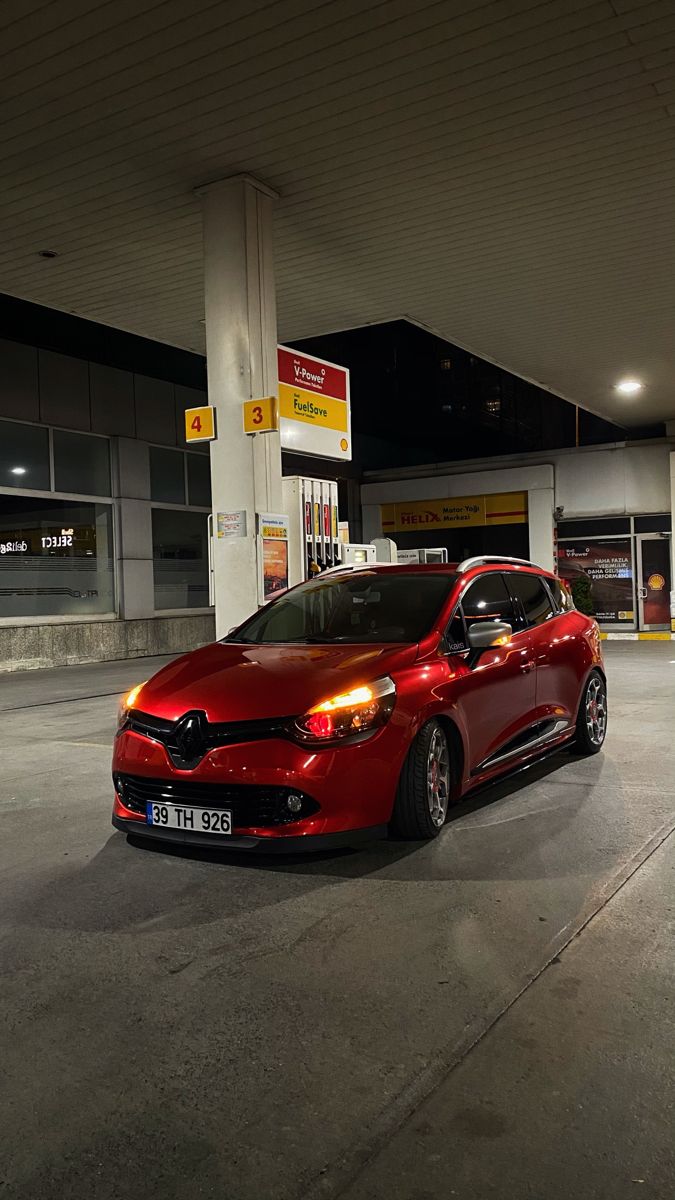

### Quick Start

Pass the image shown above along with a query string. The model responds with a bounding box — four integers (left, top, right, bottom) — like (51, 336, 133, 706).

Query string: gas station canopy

(1, 0, 674, 425)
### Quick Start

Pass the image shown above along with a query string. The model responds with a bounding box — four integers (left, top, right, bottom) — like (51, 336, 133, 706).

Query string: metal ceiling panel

(1, 0, 674, 423)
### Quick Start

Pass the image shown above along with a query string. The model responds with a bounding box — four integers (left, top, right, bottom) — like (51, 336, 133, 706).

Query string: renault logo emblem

(171, 711, 208, 767)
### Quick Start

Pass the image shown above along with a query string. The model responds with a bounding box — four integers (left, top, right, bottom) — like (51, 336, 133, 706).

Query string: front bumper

(112, 716, 409, 843)
(111, 813, 387, 853)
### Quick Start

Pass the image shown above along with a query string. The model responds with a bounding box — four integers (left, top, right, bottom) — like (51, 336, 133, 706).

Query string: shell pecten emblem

(647, 573, 666, 591)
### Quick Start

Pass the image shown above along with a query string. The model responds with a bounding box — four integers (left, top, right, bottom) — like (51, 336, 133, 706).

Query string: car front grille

(123, 709, 292, 769)
(114, 773, 319, 827)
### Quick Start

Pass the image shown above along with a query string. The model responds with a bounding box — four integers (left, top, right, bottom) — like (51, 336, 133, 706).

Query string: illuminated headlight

(117, 680, 146, 729)
(295, 677, 396, 744)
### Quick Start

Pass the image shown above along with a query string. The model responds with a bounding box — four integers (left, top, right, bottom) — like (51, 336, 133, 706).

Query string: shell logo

(647, 573, 665, 591)
(340, 438, 349, 452)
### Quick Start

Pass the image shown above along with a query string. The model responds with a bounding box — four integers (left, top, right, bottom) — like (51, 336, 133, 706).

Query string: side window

(548, 576, 574, 613)
(508, 572, 554, 628)
(461, 573, 517, 629)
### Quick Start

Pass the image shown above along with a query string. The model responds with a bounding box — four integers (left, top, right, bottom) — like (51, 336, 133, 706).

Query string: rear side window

(461, 573, 518, 628)
(508, 572, 554, 627)
(548, 576, 574, 613)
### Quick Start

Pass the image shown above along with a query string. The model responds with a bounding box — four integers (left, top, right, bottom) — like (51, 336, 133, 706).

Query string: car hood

(131, 641, 419, 723)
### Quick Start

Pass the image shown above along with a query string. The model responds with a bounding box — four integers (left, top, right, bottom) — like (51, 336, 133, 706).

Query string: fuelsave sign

(277, 346, 351, 461)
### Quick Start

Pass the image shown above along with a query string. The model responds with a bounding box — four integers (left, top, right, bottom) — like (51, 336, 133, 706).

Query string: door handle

(520, 659, 536, 673)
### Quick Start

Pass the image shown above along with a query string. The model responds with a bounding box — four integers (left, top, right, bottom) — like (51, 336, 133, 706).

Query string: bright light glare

(10, 466, 27, 475)
(615, 378, 643, 395)
(311, 685, 374, 713)
(124, 681, 146, 709)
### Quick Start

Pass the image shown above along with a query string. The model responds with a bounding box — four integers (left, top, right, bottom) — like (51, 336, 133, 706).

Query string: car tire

(574, 669, 607, 755)
(391, 719, 453, 840)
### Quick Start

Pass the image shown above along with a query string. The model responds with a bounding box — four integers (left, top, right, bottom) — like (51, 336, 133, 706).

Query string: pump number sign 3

(185, 405, 216, 442)
(278, 346, 351, 461)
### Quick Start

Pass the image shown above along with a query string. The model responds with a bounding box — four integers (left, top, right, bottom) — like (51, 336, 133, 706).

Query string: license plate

(146, 802, 232, 835)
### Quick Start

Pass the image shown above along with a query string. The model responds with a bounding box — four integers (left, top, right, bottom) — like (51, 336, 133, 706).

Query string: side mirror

(467, 620, 512, 650)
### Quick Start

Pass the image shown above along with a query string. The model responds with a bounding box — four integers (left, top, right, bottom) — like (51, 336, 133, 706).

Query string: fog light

(287, 794, 303, 814)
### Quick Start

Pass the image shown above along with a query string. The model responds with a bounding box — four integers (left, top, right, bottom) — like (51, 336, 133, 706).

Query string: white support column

(527, 486, 555, 572)
(198, 174, 283, 637)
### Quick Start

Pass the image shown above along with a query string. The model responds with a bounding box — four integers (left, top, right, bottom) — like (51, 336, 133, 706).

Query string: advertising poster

(262, 538, 289, 600)
(557, 539, 634, 623)
(257, 513, 290, 603)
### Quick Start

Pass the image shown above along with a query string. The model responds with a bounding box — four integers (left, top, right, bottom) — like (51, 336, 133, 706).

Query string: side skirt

(471, 718, 573, 778)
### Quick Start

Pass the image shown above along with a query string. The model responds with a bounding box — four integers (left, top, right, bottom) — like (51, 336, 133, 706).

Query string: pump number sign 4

(185, 405, 216, 442)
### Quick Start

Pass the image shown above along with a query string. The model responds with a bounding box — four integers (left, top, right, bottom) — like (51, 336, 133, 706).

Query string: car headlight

(294, 676, 396, 744)
(117, 680, 146, 729)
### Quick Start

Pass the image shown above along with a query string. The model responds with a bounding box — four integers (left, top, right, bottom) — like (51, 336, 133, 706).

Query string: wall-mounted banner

(557, 539, 634, 623)
(277, 346, 351, 461)
(381, 492, 528, 534)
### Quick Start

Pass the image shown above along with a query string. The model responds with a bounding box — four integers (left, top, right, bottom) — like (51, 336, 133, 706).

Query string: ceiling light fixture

(615, 377, 643, 396)
(38, 249, 58, 259)
(10, 466, 27, 475)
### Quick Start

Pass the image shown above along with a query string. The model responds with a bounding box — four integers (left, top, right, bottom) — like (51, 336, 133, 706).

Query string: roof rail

(457, 555, 538, 573)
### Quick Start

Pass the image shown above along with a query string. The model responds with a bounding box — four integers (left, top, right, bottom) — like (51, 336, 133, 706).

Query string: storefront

(361, 441, 675, 637)
(557, 516, 672, 632)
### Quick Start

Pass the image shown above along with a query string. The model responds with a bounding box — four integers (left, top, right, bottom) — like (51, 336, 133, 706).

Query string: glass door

(636, 534, 671, 630)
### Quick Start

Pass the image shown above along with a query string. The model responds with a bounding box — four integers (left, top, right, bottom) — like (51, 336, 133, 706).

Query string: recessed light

(38, 249, 58, 259)
(615, 377, 643, 395)
(10, 466, 27, 475)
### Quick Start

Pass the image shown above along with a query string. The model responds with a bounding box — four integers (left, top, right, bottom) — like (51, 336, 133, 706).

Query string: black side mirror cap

(466, 620, 513, 650)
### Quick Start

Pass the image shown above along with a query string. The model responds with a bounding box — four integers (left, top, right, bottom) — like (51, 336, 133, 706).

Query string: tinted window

(548, 576, 574, 613)
(508, 572, 554, 627)
(231, 571, 456, 644)
(187, 452, 211, 506)
(0, 420, 50, 491)
(150, 446, 185, 504)
(461, 573, 516, 628)
(152, 508, 209, 609)
(53, 430, 111, 496)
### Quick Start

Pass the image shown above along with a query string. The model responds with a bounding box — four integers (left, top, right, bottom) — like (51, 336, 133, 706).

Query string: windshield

(228, 571, 456, 645)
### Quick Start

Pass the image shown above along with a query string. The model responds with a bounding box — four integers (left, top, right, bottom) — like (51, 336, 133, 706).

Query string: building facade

(362, 440, 675, 636)
(0, 333, 215, 670)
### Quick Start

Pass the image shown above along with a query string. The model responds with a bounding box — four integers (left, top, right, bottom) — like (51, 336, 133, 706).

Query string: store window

(150, 446, 186, 504)
(0, 421, 50, 491)
(557, 539, 634, 624)
(152, 508, 209, 610)
(53, 429, 111, 496)
(187, 451, 211, 507)
(0, 496, 114, 619)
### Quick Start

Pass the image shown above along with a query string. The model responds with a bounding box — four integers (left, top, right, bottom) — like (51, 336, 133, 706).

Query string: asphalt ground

(1, 642, 673, 1199)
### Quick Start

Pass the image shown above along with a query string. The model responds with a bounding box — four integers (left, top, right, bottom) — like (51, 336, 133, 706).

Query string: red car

(112, 556, 606, 851)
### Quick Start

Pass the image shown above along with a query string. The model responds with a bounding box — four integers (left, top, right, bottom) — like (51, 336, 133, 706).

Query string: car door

(505, 570, 577, 729)
(443, 571, 538, 775)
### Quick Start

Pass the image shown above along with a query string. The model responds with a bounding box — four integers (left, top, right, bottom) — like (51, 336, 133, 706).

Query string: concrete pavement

(0, 643, 673, 1199)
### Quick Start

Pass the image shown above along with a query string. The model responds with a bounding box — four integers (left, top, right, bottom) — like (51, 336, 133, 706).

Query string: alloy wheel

(585, 676, 607, 746)
(427, 728, 450, 827)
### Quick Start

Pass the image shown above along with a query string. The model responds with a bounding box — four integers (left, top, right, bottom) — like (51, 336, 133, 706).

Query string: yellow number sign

(243, 396, 278, 435)
(185, 405, 216, 442)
